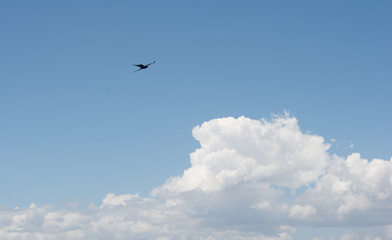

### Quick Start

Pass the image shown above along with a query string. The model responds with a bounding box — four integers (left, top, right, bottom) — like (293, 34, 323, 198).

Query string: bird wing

(134, 64, 144, 67)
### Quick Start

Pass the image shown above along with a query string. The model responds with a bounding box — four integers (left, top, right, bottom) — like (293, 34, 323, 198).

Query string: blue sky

(1, 1, 392, 239)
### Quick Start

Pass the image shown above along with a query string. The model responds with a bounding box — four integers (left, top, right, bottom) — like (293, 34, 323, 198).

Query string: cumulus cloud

(289, 205, 316, 219)
(1, 114, 392, 239)
(153, 114, 329, 195)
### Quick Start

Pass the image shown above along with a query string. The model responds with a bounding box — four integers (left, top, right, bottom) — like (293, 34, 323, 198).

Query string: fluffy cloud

(153, 114, 329, 195)
(299, 153, 392, 225)
(1, 114, 392, 239)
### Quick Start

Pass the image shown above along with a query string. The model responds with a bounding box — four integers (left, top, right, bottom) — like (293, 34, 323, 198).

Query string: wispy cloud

(1, 114, 392, 239)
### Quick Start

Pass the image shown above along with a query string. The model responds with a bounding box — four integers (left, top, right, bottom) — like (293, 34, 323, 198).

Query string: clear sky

(1, 1, 391, 239)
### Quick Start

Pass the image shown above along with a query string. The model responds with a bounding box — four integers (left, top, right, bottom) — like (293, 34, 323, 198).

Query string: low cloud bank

(1, 114, 392, 239)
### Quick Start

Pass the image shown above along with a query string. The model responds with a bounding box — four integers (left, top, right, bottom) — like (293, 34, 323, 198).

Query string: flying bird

(133, 61, 155, 72)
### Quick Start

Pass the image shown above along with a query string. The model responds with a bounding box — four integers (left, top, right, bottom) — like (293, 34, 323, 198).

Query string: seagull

(133, 61, 155, 72)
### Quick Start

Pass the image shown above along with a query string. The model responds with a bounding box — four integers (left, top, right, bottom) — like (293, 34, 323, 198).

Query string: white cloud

(100, 193, 140, 208)
(300, 153, 392, 224)
(1, 114, 392, 239)
(338, 226, 392, 240)
(289, 205, 316, 219)
(153, 114, 329, 195)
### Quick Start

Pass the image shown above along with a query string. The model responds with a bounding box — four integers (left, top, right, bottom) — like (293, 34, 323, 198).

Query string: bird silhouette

(133, 61, 155, 72)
